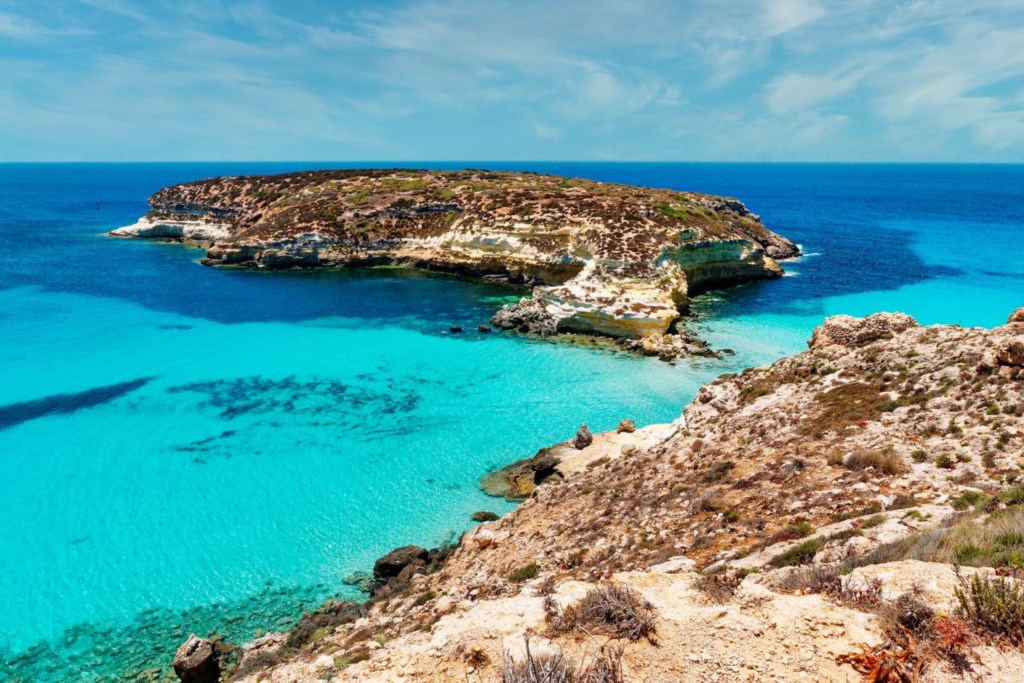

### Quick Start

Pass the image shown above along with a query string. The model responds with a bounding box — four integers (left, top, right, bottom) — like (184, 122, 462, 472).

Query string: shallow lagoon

(1, 162, 1022, 679)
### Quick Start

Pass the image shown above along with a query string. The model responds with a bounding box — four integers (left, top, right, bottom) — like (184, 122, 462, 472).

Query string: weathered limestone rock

(1009, 306, 1024, 324)
(808, 312, 919, 349)
(997, 339, 1024, 367)
(616, 419, 636, 433)
(373, 546, 429, 582)
(491, 298, 559, 336)
(471, 511, 500, 522)
(480, 448, 562, 499)
(573, 424, 593, 450)
(172, 635, 219, 683)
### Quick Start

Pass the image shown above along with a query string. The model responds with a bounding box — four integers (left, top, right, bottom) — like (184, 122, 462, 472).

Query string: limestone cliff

(112, 169, 798, 340)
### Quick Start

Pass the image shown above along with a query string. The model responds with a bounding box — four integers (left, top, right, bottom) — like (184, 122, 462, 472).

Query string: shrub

(955, 572, 1024, 645)
(885, 592, 935, 637)
(286, 601, 366, 649)
(770, 538, 824, 567)
(501, 639, 624, 683)
(509, 562, 539, 583)
(769, 522, 815, 543)
(844, 448, 909, 475)
(547, 584, 656, 642)
(861, 515, 886, 529)
(951, 491, 989, 511)
(845, 508, 1024, 570)
(911, 449, 928, 463)
(1000, 486, 1024, 506)
(935, 455, 955, 469)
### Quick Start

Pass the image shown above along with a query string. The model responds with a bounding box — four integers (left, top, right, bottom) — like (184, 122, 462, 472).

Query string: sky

(1, 0, 1024, 162)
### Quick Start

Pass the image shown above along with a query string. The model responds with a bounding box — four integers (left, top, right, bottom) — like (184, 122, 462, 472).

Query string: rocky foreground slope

(176, 308, 1024, 683)
(112, 169, 798, 345)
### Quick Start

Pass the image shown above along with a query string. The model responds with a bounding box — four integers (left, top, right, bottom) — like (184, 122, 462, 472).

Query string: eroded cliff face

(111, 169, 798, 340)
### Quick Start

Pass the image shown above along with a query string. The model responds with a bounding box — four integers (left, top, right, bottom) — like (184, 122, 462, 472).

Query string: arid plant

(769, 538, 824, 567)
(844, 448, 909, 475)
(955, 570, 1024, 645)
(882, 591, 935, 638)
(546, 584, 656, 643)
(509, 562, 540, 583)
(836, 629, 926, 683)
(500, 638, 625, 683)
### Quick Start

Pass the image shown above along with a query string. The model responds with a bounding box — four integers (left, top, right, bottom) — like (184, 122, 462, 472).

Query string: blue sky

(1, 0, 1023, 161)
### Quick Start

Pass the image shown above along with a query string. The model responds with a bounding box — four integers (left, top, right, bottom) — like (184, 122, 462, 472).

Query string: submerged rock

(574, 424, 594, 450)
(472, 510, 500, 522)
(172, 635, 219, 683)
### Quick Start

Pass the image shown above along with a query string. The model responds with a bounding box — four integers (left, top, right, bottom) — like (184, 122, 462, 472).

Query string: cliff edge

(112, 169, 798, 341)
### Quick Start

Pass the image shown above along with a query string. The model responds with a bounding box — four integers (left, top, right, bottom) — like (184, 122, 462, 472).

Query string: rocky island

(112, 169, 798, 354)
(172, 308, 1024, 683)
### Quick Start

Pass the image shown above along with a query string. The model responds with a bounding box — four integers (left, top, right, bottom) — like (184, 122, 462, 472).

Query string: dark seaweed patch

(166, 376, 421, 422)
(0, 377, 154, 431)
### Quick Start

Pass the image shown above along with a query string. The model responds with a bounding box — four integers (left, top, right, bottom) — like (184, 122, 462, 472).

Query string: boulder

(808, 312, 918, 349)
(616, 419, 636, 434)
(472, 510, 500, 522)
(238, 633, 286, 672)
(491, 298, 559, 336)
(477, 325, 492, 333)
(480, 448, 562, 499)
(172, 635, 219, 683)
(573, 424, 593, 450)
(373, 545, 429, 581)
(1009, 306, 1024, 324)
(997, 339, 1024, 367)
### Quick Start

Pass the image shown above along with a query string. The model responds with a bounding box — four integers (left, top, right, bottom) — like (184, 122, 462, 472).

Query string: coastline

(207, 308, 1024, 683)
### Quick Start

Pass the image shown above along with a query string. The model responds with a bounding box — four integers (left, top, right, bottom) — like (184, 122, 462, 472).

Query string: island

(112, 169, 799, 355)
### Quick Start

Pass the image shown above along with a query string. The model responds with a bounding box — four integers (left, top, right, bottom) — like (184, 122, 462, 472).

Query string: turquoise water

(1, 163, 1022, 680)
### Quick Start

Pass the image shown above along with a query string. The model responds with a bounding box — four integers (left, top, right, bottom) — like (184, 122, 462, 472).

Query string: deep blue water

(1, 162, 1022, 681)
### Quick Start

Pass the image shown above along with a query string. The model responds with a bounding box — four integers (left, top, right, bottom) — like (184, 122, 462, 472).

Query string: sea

(1, 162, 1022, 680)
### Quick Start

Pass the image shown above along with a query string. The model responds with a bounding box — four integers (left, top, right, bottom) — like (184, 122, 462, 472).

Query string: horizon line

(2, 160, 1024, 166)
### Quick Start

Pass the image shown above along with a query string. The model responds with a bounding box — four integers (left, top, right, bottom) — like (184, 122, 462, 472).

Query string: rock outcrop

(372, 545, 430, 582)
(225, 310, 1024, 683)
(172, 635, 219, 683)
(112, 169, 798, 347)
(807, 312, 919, 349)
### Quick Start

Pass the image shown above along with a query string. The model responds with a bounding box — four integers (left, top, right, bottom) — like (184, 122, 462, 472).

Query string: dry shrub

(849, 509, 1024, 570)
(546, 584, 656, 643)
(836, 629, 926, 683)
(501, 638, 625, 683)
(845, 448, 909, 475)
(882, 592, 935, 638)
(694, 570, 746, 604)
(776, 564, 843, 595)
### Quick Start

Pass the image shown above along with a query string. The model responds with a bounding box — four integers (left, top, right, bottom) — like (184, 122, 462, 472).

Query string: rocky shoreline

(167, 306, 1024, 683)
(111, 169, 798, 359)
